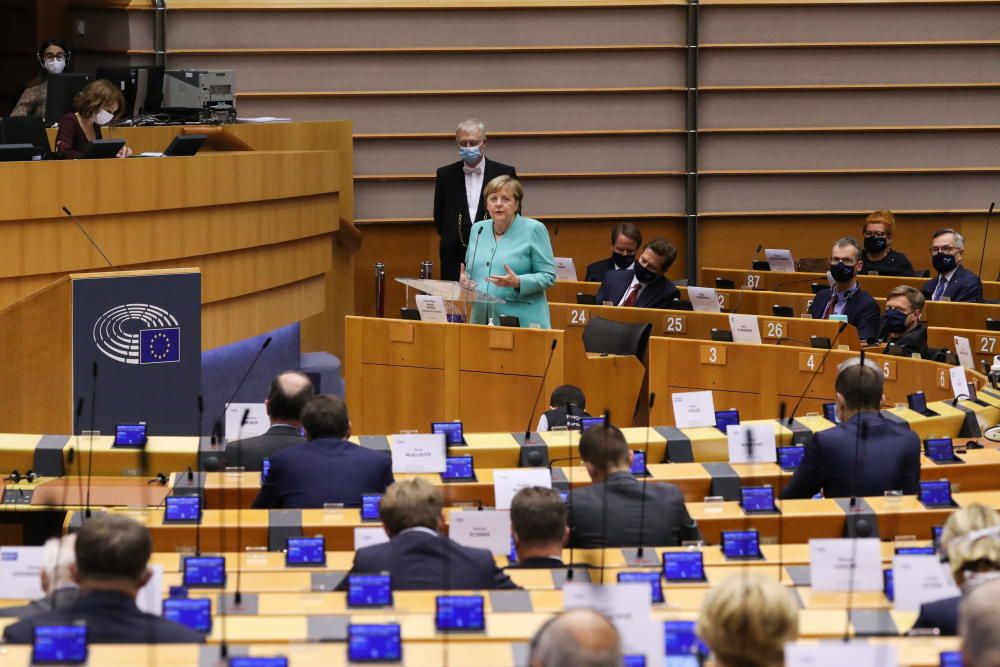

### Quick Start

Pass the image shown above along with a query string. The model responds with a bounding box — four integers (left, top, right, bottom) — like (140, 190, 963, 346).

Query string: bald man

(530, 608, 622, 667)
(225, 371, 315, 471)
(960, 577, 1000, 667)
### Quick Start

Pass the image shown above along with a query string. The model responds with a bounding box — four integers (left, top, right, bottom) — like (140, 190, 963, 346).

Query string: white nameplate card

(492, 468, 552, 510)
(354, 527, 390, 549)
(672, 390, 718, 429)
(954, 336, 975, 370)
(0, 547, 44, 599)
(765, 248, 796, 273)
(563, 582, 652, 624)
(726, 422, 777, 464)
(786, 641, 898, 667)
(390, 433, 446, 473)
(450, 509, 512, 555)
(728, 314, 762, 345)
(619, 619, 664, 664)
(688, 286, 722, 313)
(949, 365, 969, 401)
(415, 295, 449, 323)
(137, 565, 164, 616)
(809, 538, 883, 592)
(553, 257, 578, 282)
(892, 554, 960, 612)
(225, 403, 270, 440)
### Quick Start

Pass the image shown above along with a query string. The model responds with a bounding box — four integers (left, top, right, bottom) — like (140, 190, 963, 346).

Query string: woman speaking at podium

(459, 176, 556, 328)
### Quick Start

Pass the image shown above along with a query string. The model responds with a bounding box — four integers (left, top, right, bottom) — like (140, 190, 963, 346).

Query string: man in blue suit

(922, 229, 984, 304)
(807, 237, 882, 342)
(595, 238, 681, 309)
(252, 395, 393, 509)
(781, 357, 921, 499)
(338, 478, 517, 590)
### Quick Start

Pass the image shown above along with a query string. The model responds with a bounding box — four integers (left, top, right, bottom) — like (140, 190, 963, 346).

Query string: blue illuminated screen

(286, 537, 325, 566)
(581, 416, 607, 431)
(940, 651, 962, 667)
(164, 496, 200, 522)
(715, 409, 740, 431)
(908, 392, 928, 413)
(162, 598, 211, 633)
(722, 530, 760, 558)
(348, 624, 402, 662)
(925, 439, 955, 462)
(920, 481, 953, 507)
(895, 546, 936, 556)
(623, 657, 646, 667)
(617, 571, 664, 603)
(229, 658, 289, 667)
(261, 458, 271, 483)
(630, 451, 647, 474)
(432, 421, 464, 445)
(664, 620, 709, 657)
(884, 568, 894, 601)
(663, 551, 705, 581)
(442, 456, 475, 480)
(777, 446, 804, 470)
(435, 595, 485, 631)
(33, 626, 87, 664)
(114, 423, 146, 447)
(741, 486, 776, 512)
(361, 494, 382, 521)
(822, 402, 837, 422)
(182, 556, 226, 587)
(348, 574, 393, 608)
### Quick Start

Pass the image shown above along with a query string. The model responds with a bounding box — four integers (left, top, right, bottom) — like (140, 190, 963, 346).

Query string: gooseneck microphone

(844, 350, 870, 641)
(634, 394, 656, 562)
(786, 321, 849, 426)
(731, 245, 765, 314)
(977, 202, 995, 278)
(233, 407, 250, 607)
(523, 339, 559, 445)
(210, 336, 273, 453)
(84, 362, 99, 519)
(195, 396, 205, 556)
(62, 206, 117, 270)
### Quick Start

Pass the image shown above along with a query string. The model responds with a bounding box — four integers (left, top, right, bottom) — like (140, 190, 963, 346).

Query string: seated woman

(459, 175, 556, 328)
(860, 210, 916, 276)
(697, 572, 799, 667)
(54, 79, 132, 159)
(12, 39, 71, 117)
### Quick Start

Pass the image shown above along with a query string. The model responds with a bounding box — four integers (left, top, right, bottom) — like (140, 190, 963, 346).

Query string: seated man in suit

(225, 370, 315, 471)
(3, 515, 204, 644)
(912, 504, 1000, 636)
(0, 534, 78, 619)
(508, 487, 568, 569)
(808, 237, 882, 342)
(252, 394, 393, 509)
(567, 422, 700, 548)
(922, 228, 984, 303)
(959, 577, 1000, 667)
(529, 608, 622, 667)
(881, 285, 929, 358)
(594, 237, 680, 309)
(781, 357, 921, 499)
(339, 478, 517, 590)
(584, 222, 642, 283)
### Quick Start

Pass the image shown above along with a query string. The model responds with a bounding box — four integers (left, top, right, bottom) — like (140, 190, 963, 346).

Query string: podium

(397, 278, 504, 322)
(0, 269, 202, 435)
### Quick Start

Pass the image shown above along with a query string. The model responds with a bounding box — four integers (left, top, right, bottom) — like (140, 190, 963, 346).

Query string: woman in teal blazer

(460, 176, 556, 328)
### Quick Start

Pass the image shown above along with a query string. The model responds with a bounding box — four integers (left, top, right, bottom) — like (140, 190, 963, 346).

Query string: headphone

(37, 46, 71, 68)
(5, 470, 37, 483)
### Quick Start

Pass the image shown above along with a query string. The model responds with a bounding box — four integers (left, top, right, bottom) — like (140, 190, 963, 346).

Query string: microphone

(233, 407, 250, 606)
(977, 202, 995, 277)
(786, 321, 849, 426)
(195, 396, 205, 557)
(62, 206, 117, 270)
(844, 352, 870, 641)
(634, 394, 656, 563)
(752, 244, 764, 267)
(951, 393, 970, 407)
(466, 226, 484, 289)
(730, 245, 764, 314)
(523, 339, 559, 444)
(84, 362, 98, 519)
(211, 336, 272, 448)
(598, 410, 613, 578)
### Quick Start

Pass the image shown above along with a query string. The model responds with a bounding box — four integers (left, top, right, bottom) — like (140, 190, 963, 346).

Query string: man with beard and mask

(922, 228, 984, 303)
(807, 237, 881, 342)
(881, 285, 929, 358)
(858, 210, 916, 277)
(594, 237, 680, 309)
(584, 222, 642, 283)
(433, 118, 517, 282)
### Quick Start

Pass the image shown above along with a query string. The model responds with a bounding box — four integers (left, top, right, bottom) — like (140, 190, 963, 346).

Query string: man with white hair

(922, 228, 984, 303)
(0, 533, 78, 618)
(960, 577, 1000, 666)
(529, 608, 623, 667)
(433, 118, 517, 282)
(781, 357, 921, 499)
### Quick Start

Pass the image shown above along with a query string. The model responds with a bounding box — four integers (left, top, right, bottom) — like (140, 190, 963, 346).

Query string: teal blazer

(464, 215, 556, 328)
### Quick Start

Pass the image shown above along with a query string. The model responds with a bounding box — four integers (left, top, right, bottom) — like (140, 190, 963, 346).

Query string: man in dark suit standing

(3, 515, 204, 644)
(594, 238, 681, 309)
(567, 423, 700, 548)
(807, 237, 882, 342)
(781, 358, 921, 499)
(252, 395, 393, 509)
(922, 228, 984, 304)
(339, 478, 517, 590)
(584, 222, 642, 283)
(433, 118, 517, 281)
(0, 534, 79, 619)
(507, 487, 567, 569)
(225, 371, 315, 472)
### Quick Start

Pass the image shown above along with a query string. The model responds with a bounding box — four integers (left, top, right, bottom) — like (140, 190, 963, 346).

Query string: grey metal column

(685, 0, 700, 285)
(154, 0, 167, 68)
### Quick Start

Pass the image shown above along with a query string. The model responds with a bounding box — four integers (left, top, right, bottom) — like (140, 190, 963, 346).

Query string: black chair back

(582, 316, 652, 359)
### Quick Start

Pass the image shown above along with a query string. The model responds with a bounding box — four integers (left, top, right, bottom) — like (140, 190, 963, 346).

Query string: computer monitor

(44, 73, 92, 126)
(1, 116, 50, 157)
(96, 66, 164, 119)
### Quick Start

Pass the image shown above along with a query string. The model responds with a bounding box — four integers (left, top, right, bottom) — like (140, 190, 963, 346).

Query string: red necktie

(622, 284, 642, 307)
(822, 293, 839, 319)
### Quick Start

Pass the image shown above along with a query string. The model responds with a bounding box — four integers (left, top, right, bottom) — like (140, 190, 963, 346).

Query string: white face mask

(43, 60, 65, 75)
(94, 110, 114, 126)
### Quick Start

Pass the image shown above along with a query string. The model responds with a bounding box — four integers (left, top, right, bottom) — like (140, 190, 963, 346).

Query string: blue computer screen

(442, 456, 475, 481)
(435, 595, 485, 631)
(32, 625, 88, 664)
(432, 421, 464, 445)
(162, 598, 212, 633)
(164, 496, 201, 523)
(663, 551, 705, 581)
(617, 571, 664, 603)
(722, 530, 760, 558)
(347, 574, 393, 608)
(286, 537, 325, 566)
(348, 624, 402, 662)
(182, 556, 226, 587)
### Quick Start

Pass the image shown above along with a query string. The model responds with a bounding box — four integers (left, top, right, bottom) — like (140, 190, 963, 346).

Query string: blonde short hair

(483, 175, 523, 207)
(379, 478, 443, 535)
(697, 572, 798, 667)
(942, 504, 1000, 585)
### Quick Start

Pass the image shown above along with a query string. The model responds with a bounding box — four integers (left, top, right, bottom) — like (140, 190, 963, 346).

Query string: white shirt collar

(463, 161, 484, 175)
(617, 275, 644, 306)
(399, 526, 438, 537)
(939, 266, 959, 282)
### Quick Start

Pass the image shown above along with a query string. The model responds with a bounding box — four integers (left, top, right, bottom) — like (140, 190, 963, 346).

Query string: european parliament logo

(92, 303, 181, 365)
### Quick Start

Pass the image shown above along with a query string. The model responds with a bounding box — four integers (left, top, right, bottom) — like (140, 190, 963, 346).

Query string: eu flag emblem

(140, 327, 180, 364)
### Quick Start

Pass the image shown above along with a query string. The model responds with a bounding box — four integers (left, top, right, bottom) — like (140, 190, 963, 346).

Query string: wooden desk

(927, 326, 1000, 370)
(344, 317, 563, 435)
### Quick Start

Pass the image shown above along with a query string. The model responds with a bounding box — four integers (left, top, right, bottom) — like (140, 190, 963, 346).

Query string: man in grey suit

(0, 534, 79, 619)
(225, 371, 315, 472)
(567, 423, 700, 548)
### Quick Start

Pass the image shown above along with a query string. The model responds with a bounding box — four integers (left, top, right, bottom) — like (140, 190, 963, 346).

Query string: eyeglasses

(42, 53, 67, 62)
(863, 231, 887, 239)
(929, 245, 961, 255)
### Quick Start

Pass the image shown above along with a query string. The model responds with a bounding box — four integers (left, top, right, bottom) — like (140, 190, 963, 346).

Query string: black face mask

(885, 308, 909, 334)
(932, 252, 958, 274)
(829, 261, 856, 284)
(633, 262, 657, 284)
(864, 236, 887, 255)
(611, 252, 634, 269)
